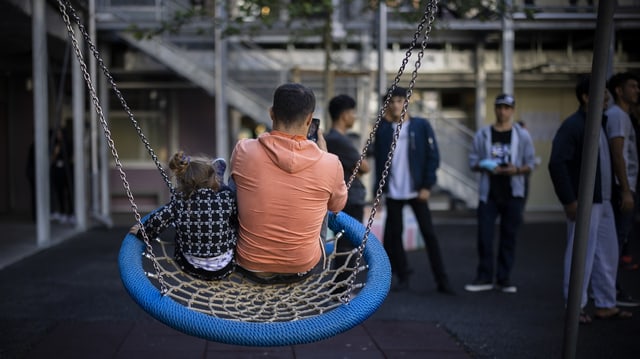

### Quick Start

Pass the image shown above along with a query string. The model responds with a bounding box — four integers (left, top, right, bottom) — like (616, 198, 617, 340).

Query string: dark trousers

(476, 197, 525, 283)
(342, 203, 364, 224)
(613, 188, 637, 257)
(51, 166, 74, 215)
(383, 197, 449, 286)
(613, 189, 637, 291)
(333, 203, 364, 285)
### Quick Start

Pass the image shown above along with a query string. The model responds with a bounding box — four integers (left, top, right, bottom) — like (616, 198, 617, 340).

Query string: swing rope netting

(56, 0, 439, 346)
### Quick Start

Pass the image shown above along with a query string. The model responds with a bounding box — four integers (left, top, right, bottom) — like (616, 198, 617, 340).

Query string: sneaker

(464, 280, 493, 292)
(495, 280, 517, 294)
(616, 290, 640, 307)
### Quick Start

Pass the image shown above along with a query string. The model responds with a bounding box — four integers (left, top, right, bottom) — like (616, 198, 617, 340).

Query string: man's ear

(581, 93, 589, 106)
(615, 85, 624, 99)
(269, 107, 275, 122)
(304, 113, 313, 127)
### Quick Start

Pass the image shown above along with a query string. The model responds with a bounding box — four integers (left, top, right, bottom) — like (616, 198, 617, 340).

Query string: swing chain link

(342, 0, 439, 302)
(57, 0, 170, 294)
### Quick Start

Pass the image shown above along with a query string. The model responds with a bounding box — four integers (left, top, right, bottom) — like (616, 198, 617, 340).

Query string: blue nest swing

(119, 211, 390, 346)
(57, 0, 439, 347)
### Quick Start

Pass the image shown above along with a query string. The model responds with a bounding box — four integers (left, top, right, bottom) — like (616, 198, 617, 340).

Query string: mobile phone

(307, 118, 320, 142)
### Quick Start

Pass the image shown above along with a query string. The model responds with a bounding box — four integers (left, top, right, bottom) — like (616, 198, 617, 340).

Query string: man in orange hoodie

(231, 83, 348, 283)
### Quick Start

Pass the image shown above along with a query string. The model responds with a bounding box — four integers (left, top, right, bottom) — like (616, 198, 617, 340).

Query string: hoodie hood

(257, 131, 323, 174)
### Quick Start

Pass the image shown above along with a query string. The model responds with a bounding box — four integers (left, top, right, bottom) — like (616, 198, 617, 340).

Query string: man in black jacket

(548, 75, 632, 323)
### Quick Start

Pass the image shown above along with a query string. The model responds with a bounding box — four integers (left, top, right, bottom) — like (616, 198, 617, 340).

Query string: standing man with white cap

(465, 94, 537, 293)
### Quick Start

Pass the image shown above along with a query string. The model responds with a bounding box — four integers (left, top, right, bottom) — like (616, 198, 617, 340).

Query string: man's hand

(418, 188, 431, 202)
(494, 163, 518, 176)
(316, 128, 328, 151)
(129, 224, 140, 235)
(619, 189, 635, 212)
(564, 201, 578, 221)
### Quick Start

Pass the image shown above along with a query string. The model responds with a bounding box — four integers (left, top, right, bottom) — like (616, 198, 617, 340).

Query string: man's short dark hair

(272, 83, 316, 126)
(575, 74, 590, 106)
(328, 94, 356, 122)
(381, 86, 408, 103)
(607, 72, 639, 102)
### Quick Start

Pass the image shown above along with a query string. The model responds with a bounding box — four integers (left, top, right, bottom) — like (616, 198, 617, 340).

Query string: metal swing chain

(340, 0, 439, 302)
(57, 0, 169, 294)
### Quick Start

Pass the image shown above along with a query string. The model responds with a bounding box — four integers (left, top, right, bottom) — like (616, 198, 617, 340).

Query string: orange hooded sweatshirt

(231, 130, 348, 273)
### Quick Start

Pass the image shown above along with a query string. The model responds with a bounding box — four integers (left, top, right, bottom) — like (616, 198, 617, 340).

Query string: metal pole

(377, 2, 387, 101)
(607, 29, 615, 80)
(89, 0, 100, 217)
(562, 1, 615, 358)
(501, 0, 514, 95)
(99, 43, 112, 227)
(475, 41, 486, 130)
(32, 0, 50, 247)
(72, 25, 87, 230)
(360, 32, 373, 142)
(214, 1, 229, 160)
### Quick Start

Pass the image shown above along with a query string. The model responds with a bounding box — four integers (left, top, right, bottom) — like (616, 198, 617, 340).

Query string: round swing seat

(118, 210, 391, 346)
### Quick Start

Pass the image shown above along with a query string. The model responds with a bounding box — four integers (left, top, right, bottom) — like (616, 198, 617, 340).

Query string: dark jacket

(140, 187, 238, 258)
(373, 116, 439, 194)
(325, 129, 367, 206)
(548, 108, 608, 205)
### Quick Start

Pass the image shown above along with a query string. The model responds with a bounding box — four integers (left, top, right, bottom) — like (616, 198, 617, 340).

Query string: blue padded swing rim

(118, 211, 391, 346)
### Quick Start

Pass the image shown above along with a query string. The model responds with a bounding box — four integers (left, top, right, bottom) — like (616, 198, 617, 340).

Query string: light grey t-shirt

(599, 128, 612, 201)
(606, 104, 638, 191)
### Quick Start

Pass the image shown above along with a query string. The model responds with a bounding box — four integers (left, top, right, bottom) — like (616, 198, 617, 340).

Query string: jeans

(475, 197, 525, 283)
(383, 197, 449, 286)
(238, 259, 323, 285)
(333, 204, 364, 284)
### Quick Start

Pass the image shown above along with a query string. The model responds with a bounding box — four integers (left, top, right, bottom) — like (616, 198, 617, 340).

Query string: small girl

(130, 151, 237, 280)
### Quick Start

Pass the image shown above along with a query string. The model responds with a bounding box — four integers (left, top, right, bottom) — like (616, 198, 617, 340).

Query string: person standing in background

(325, 94, 370, 223)
(325, 94, 371, 290)
(465, 94, 536, 294)
(549, 75, 632, 322)
(605, 72, 640, 307)
(374, 87, 454, 295)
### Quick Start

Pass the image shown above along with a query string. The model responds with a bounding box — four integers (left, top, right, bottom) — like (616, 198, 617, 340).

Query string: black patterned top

(141, 187, 238, 258)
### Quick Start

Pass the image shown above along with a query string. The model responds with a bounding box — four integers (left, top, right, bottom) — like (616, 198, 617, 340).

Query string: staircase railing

(96, 0, 190, 23)
(431, 115, 478, 208)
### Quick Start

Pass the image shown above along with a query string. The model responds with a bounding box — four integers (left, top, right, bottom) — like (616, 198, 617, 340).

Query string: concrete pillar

(72, 25, 87, 230)
(475, 41, 487, 130)
(501, 0, 514, 95)
(88, 0, 100, 218)
(214, 1, 229, 160)
(99, 42, 112, 227)
(377, 2, 387, 101)
(32, 0, 50, 247)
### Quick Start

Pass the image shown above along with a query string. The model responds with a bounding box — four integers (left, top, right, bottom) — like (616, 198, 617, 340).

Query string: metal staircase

(117, 33, 272, 124)
(431, 116, 478, 209)
(95, 0, 478, 209)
